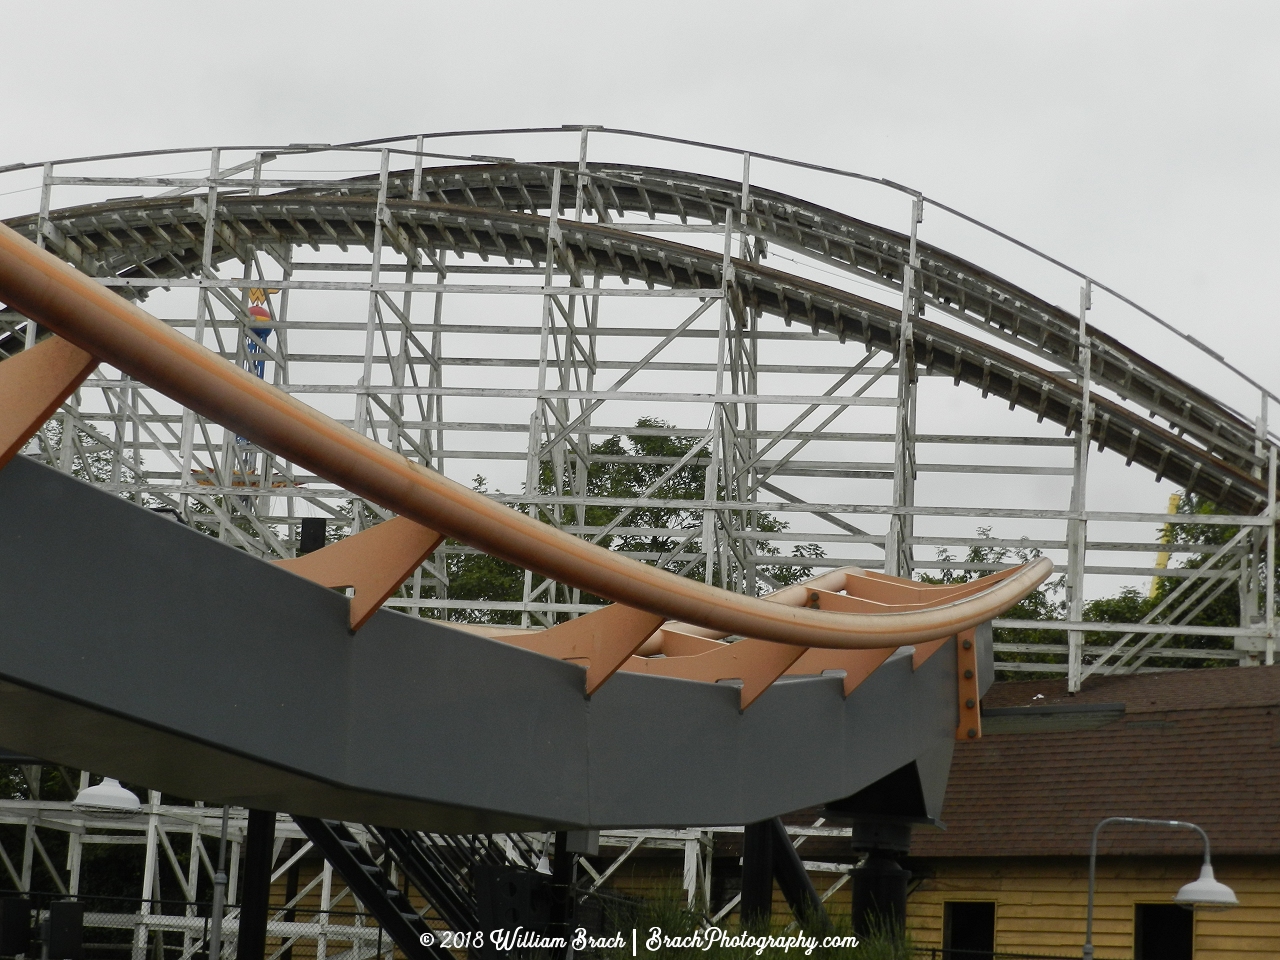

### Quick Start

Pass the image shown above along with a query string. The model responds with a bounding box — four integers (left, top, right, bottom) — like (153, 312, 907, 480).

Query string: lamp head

(1174, 863, 1238, 911)
(71, 777, 142, 819)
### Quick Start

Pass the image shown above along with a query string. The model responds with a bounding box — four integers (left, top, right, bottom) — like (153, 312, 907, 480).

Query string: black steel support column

(236, 809, 276, 960)
(281, 839, 300, 960)
(827, 760, 929, 940)
(850, 852, 909, 938)
(741, 819, 828, 931)
(767, 818, 827, 930)
(740, 820, 774, 930)
(549, 832, 573, 957)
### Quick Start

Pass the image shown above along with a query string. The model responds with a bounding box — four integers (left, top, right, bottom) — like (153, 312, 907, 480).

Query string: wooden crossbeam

(274, 516, 444, 631)
(0, 334, 98, 469)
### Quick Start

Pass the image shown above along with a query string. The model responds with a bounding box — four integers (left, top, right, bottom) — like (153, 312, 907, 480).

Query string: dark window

(1135, 903, 1193, 960)
(943, 901, 995, 959)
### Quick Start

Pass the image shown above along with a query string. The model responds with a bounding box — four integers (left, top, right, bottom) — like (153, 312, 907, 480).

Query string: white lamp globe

(71, 777, 142, 819)
(1174, 863, 1238, 911)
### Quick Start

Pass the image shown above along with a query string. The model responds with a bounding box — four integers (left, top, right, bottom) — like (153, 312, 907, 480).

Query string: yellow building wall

(906, 857, 1280, 960)
(598, 856, 855, 929)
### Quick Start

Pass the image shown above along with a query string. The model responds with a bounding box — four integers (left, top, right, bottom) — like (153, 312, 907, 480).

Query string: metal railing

(16, 892, 401, 960)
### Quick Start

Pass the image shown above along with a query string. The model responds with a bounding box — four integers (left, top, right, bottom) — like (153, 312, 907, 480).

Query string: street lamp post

(1083, 817, 1238, 960)
(207, 805, 231, 960)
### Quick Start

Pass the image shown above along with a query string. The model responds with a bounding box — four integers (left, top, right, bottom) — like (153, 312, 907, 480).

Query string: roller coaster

(0, 132, 1052, 827)
(0, 128, 1274, 954)
(0, 128, 1274, 686)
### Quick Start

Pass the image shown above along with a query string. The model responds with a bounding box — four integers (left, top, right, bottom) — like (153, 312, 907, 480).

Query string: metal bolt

(962, 638, 972, 650)
(965, 698, 976, 709)
(964, 669, 974, 680)
(967, 728, 977, 738)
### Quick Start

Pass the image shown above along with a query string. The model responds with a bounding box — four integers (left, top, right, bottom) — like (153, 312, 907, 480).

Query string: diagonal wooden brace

(0, 335, 98, 470)
(274, 516, 444, 631)
(499, 604, 666, 696)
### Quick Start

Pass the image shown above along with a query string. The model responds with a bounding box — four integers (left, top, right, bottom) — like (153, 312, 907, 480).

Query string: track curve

(0, 219, 1052, 649)
(4, 166, 1267, 514)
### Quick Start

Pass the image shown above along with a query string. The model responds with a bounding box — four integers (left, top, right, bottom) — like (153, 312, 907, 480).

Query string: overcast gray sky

(3, 1, 1278, 563)
(4, 1, 1276, 390)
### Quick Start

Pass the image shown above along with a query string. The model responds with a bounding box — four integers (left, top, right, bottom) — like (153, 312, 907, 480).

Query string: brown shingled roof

(909, 666, 1280, 859)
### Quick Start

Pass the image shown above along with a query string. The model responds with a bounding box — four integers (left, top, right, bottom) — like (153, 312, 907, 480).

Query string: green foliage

(922, 487, 1277, 677)
(1140, 490, 1273, 668)
(549, 418, 824, 589)
(440, 477, 527, 624)
(30, 418, 136, 489)
(439, 419, 825, 623)
(921, 528, 1067, 677)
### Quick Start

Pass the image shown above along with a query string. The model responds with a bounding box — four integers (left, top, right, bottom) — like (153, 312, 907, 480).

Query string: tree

(926, 487, 1276, 679)
(923, 528, 1067, 675)
(1138, 491, 1272, 669)
(436, 418, 825, 624)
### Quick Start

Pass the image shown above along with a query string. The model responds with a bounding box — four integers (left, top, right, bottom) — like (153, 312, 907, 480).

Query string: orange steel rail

(0, 222, 1051, 648)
